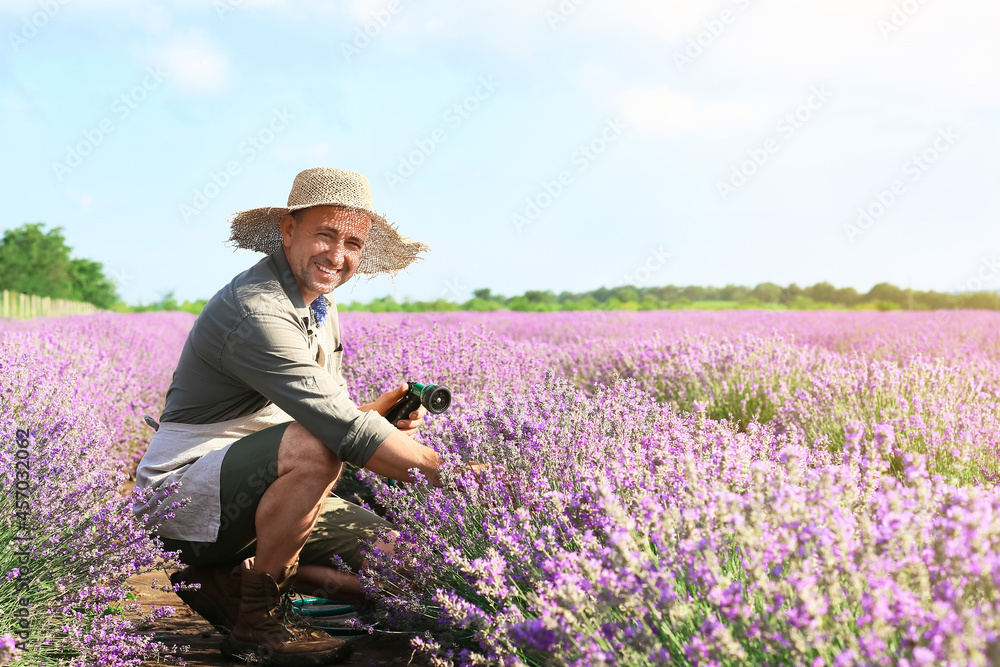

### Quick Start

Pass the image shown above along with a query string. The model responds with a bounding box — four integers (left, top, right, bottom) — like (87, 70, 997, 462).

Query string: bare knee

(277, 422, 342, 480)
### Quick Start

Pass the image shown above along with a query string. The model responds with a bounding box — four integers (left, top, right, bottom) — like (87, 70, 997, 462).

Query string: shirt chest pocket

(330, 343, 344, 376)
(315, 342, 344, 374)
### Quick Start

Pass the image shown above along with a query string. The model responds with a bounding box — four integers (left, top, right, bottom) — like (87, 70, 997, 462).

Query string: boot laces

(278, 592, 336, 641)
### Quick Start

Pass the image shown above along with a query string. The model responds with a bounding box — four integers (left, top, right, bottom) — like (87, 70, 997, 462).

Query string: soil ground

(129, 569, 420, 666)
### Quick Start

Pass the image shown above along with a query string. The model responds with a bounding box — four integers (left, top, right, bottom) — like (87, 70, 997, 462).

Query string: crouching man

(134, 167, 442, 665)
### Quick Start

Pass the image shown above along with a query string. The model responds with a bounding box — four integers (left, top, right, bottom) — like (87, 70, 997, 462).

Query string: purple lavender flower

(0, 634, 19, 666)
(8, 308, 1000, 665)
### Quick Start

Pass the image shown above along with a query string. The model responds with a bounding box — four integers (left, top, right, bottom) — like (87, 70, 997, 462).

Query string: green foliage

(613, 286, 640, 303)
(73, 272, 1000, 316)
(67, 258, 119, 308)
(562, 297, 600, 311)
(337, 280, 995, 313)
(750, 282, 783, 303)
(0, 222, 119, 308)
(719, 284, 750, 301)
(508, 296, 557, 312)
(462, 297, 507, 312)
(113, 290, 207, 314)
(523, 290, 557, 304)
(682, 285, 708, 301)
(473, 288, 499, 302)
(8, 219, 989, 319)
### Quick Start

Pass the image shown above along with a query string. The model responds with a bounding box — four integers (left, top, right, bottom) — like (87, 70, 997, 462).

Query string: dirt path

(129, 570, 419, 666)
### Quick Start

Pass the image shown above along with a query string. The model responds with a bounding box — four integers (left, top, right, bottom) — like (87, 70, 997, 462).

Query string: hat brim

(226, 204, 429, 278)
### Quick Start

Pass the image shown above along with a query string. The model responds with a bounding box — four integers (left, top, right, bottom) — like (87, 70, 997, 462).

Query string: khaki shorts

(161, 421, 390, 573)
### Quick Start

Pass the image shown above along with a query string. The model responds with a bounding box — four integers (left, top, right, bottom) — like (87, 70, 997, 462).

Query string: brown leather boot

(220, 558, 352, 665)
(170, 562, 244, 634)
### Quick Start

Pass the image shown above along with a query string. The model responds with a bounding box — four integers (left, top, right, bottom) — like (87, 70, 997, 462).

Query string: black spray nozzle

(384, 381, 452, 427)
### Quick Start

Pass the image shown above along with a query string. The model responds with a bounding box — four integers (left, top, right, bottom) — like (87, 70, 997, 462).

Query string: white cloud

(155, 30, 229, 94)
(620, 87, 771, 135)
(345, 0, 393, 21)
(700, 0, 1000, 103)
(129, 4, 172, 34)
(585, 0, 710, 41)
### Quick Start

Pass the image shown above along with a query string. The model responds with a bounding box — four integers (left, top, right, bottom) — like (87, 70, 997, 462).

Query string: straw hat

(226, 167, 429, 278)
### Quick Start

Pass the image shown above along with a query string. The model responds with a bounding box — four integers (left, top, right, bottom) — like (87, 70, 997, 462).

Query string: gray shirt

(133, 248, 397, 542)
(159, 247, 396, 465)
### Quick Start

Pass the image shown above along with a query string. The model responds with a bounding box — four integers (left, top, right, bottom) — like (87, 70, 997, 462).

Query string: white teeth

(316, 263, 339, 276)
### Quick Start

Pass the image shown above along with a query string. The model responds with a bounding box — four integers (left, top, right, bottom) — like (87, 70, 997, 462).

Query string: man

(134, 167, 444, 665)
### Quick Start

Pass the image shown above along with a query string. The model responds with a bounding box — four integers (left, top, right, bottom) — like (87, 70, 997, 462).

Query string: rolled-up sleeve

(219, 312, 396, 465)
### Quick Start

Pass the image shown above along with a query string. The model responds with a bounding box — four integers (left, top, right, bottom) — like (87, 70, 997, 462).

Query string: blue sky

(2, 0, 999, 305)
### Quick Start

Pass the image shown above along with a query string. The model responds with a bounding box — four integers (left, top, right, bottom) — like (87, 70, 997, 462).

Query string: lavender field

(4, 310, 1000, 666)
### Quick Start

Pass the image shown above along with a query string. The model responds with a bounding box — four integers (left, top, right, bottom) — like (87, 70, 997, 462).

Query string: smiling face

(279, 205, 372, 304)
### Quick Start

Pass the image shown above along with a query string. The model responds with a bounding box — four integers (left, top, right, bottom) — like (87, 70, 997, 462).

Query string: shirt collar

(267, 247, 310, 319)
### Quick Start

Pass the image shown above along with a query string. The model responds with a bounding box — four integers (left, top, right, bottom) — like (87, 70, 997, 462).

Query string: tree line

(340, 282, 1000, 313)
(4, 222, 1000, 314)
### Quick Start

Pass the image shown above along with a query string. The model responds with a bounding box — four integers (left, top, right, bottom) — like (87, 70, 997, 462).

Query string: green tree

(864, 283, 908, 309)
(750, 282, 782, 303)
(682, 285, 707, 301)
(613, 285, 640, 303)
(915, 290, 952, 310)
(719, 284, 749, 301)
(657, 285, 683, 302)
(593, 286, 613, 303)
(0, 222, 73, 297)
(564, 296, 599, 311)
(638, 293, 663, 310)
(68, 258, 119, 308)
(833, 287, 859, 307)
(155, 290, 180, 311)
(462, 297, 505, 311)
(368, 295, 403, 313)
(524, 290, 557, 304)
(780, 283, 802, 304)
(0, 222, 118, 307)
(804, 282, 839, 305)
(961, 291, 1000, 310)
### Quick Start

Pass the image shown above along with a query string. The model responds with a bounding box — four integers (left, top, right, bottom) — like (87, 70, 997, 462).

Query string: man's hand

(359, 383, 428, 437)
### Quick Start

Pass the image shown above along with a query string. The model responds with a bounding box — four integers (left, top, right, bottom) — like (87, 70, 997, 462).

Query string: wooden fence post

(0, 291, 101, 320)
